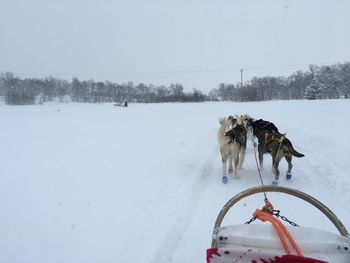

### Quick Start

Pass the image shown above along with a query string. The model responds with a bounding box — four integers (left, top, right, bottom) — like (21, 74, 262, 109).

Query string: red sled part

(207, 247, 327, 263)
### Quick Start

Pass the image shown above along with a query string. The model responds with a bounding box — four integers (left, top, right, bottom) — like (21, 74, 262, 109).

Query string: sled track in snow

(296, 157, 350, 219)
(151, 149, 217, 262)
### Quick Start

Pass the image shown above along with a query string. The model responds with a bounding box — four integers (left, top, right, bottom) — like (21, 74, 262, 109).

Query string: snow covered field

(0, 100, 350, 263)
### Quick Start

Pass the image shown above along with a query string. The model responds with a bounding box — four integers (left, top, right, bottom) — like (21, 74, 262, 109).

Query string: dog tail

(218, 117, 230, 146)
(283, 138, 305, 158)
(218, 117, 228, 137)
(219, 117, 226, 126)
(291, 147, 305, 158)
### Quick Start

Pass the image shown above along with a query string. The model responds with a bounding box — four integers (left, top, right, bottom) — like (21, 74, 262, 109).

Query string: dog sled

(207, 186, 350, 262)
(113, 101, 128, 107)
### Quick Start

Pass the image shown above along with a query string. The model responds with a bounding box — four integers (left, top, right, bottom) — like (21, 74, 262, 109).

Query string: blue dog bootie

(271, 179, 279, 185)
(286, 172, 292, 180)
(222, 175, 228, 184)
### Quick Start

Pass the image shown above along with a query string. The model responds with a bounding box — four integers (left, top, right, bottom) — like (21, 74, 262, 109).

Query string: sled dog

(218, 117, 246, 180)
(248, 119, 305, 183)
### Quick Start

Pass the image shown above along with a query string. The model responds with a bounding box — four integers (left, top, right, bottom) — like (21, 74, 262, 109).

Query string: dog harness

(264, 133, 285, 150)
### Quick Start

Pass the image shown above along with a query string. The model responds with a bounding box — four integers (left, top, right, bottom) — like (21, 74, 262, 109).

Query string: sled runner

(207, 186, 350, 263)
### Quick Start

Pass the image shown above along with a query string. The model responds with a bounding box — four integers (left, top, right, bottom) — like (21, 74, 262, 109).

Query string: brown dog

(248, 118, 304, 184)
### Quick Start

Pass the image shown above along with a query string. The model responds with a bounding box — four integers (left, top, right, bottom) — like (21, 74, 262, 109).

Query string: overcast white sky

(1, 0, 349, 92)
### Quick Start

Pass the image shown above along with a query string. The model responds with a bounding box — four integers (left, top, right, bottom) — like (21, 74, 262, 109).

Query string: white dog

(217, 117, 241, 183)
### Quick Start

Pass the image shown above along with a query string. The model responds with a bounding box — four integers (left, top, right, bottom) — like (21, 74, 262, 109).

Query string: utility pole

(240, 68, 243, 87)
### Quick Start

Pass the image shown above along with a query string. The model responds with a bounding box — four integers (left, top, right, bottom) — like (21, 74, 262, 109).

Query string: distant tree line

(209, 63, 350, 101)
(0, 62, 349, 105)
(0, 73, 207, 105)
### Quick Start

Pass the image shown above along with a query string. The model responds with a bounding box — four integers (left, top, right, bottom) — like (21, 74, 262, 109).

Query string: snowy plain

(0, 99, 350, 263)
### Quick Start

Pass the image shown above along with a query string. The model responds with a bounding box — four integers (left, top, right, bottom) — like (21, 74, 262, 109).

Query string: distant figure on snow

(124, 101, 128, 107)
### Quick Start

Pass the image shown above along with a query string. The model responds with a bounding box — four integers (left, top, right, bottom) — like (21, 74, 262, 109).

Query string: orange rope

(253, 206, 304, 257)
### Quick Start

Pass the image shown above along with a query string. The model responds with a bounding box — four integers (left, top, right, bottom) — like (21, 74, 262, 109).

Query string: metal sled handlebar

(211, 185, 349, 248)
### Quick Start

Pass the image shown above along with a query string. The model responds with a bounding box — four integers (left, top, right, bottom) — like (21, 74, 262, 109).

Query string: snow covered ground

(0, 100, 349, 263)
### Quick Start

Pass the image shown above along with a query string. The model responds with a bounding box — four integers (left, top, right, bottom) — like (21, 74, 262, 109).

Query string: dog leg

(238, 147, 246, 170)
(285, 154, 293, 180)
(220, 148, 228, 176)
(222, 156, 229, 184)
(222, 158, 227, 176)
(233, 150, 239, 176)
(221, 156, 229, 184)
(272, 154, 283, 181)
(228, 155, 233, 174)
